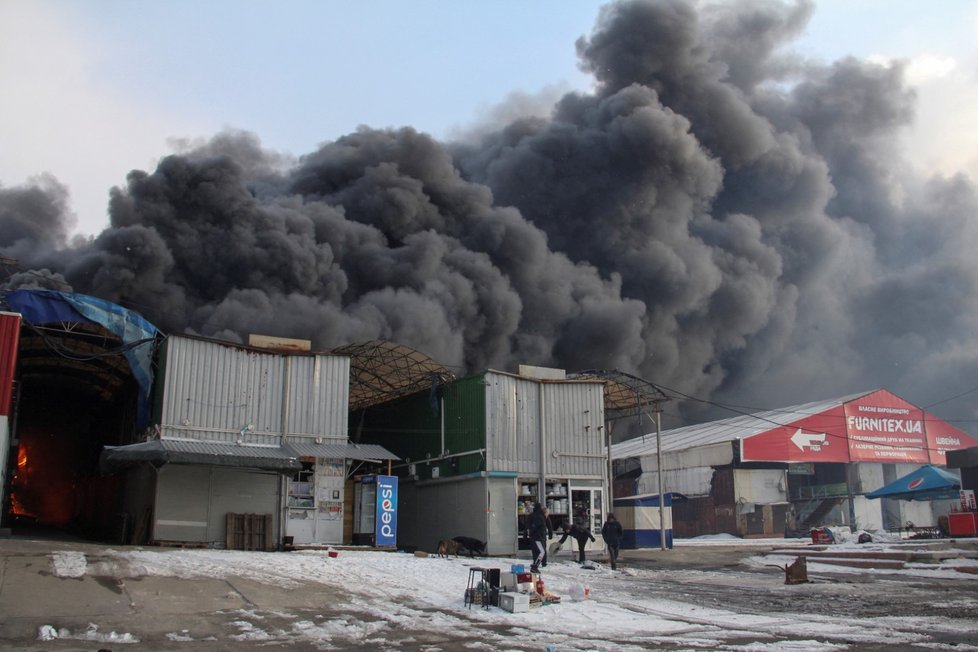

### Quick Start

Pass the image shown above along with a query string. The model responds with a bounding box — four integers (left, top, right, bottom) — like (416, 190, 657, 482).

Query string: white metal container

(498, 591, 529, 613)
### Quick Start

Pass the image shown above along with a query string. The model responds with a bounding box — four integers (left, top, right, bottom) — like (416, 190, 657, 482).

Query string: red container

(535, 578, 545, 595)
(810, 527, 833, 544)
(328, 550, 339, 558)
(948, 513, 978, 537)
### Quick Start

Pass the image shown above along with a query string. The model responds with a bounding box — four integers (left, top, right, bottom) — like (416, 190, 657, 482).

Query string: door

(286, 457, 346, 545)
(570, 487, 604, 552)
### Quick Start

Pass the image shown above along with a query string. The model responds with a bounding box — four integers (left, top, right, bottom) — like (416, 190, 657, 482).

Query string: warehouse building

(612, 389, 978, 538)
(0, 290, 436, 548)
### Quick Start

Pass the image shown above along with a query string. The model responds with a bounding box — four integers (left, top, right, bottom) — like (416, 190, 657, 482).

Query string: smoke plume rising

(3, 0, 978, 431)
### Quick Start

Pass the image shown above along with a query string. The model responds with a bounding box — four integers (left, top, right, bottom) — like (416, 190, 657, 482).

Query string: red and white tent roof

(612, 389, 978, 465)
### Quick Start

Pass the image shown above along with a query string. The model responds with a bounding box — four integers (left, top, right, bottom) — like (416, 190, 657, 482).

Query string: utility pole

(654, 401, 666, 551)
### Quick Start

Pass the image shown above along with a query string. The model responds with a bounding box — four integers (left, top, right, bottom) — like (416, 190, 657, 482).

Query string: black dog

(452, 536, 487, 557)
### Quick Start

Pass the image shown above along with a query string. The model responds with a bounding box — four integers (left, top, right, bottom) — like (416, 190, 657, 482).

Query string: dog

(437, 538, 460, 558)
(452, 536, 487, 558)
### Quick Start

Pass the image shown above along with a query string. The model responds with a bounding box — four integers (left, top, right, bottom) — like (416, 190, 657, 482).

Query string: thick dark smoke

(3, 0, 978, 432)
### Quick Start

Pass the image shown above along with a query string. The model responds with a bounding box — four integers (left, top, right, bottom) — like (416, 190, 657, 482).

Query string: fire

(9, 444, 35, 520)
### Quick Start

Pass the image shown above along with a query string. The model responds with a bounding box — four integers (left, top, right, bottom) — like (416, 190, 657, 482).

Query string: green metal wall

(354, 374, 487, 480)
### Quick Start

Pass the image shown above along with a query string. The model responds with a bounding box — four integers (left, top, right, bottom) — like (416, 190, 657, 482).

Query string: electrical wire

(640, 382, 975, 456)
(22, 318, 157, 361)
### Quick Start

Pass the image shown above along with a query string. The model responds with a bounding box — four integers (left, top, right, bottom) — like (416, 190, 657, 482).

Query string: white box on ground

(499, 572, 517, 590)
(498, 592, 529, 613)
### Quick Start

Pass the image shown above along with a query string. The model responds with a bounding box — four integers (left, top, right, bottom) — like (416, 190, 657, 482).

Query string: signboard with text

(740, 389, 978, 464)
(844, 390, 929, 463)
(374, 475, 398, 547)
(925, 414, 978, 465)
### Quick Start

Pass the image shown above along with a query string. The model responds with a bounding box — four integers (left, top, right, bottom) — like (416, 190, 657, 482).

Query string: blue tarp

(2, 289, 159, 428)
(865, 465, 961, 501)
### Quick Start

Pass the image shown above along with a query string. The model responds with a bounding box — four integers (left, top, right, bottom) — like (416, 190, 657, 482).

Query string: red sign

(741, 405, 851, 463)
(740, 388, 978, 464)
(844, 390, 929, 463)
(0, 312, 21, 416)
(925, 414, 978, 465)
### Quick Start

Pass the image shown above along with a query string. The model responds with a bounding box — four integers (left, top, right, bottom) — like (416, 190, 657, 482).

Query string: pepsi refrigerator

(353, 475, 398, 547)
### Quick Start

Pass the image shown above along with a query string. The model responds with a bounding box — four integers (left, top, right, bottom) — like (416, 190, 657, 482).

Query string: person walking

(601, 513, 623, 570)
(526, 502, 552, 573)
(558, 522, 595, 564)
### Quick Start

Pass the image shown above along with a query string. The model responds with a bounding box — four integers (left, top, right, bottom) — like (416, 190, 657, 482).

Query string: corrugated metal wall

(285, 354, 350, 437)
(486, 374, 540, 474)
(541, 380, 606, 478)
(394, 476, 516, 554)
(0, 417, 9, 520)
(355, 375, 488, 479)
(485, 373, 606, 479)
(154, 465, 280, 544)
(0, 311, 21, 417)
(159, 336, 349, 443)
(442, 376, 488, 458)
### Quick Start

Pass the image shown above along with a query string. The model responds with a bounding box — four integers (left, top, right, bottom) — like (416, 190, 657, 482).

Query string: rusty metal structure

(332, 339, 457, 411)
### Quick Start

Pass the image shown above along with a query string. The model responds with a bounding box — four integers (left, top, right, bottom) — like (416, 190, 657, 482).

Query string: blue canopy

(2, 289, 159, 429)
(865, 465, 961, 501)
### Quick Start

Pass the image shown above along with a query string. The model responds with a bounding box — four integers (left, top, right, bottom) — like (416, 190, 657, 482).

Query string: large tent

(612, 389, 978, 466)
(865, 465, 961, 501)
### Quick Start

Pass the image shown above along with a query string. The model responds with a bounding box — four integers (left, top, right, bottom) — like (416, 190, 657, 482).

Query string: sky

(4, 0, 978, 435)
(36, 536, 978, 649)
(2, 0, 976, 238)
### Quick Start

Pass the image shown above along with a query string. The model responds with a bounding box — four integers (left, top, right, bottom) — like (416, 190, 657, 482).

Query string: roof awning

(101, 439, 400, 474)
(100, 439, 302, 474)
(284, 440, 400, 461)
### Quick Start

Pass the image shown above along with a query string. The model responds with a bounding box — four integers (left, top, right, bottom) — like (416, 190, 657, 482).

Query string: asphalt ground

(2, 531, 976, 651)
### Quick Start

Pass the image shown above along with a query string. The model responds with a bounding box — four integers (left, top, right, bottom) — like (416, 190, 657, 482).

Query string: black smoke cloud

(3, 0, 978, 431)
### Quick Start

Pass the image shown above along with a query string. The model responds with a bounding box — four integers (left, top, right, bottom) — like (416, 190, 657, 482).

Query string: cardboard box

(498, 592, 529, 613)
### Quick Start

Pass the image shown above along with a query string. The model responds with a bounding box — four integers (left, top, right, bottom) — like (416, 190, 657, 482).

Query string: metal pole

(655, 404, 666, 551)
(606, 422, 614, 508)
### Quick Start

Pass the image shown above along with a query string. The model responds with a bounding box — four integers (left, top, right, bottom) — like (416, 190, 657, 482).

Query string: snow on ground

(41, 539, 978, 650)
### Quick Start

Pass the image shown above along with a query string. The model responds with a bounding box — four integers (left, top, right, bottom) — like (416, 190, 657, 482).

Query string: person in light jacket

(601, 513, 623, 570)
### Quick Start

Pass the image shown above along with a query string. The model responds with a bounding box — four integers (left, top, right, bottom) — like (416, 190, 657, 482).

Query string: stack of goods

(465, 580, 487, 605)
(496, 563, 564, 611)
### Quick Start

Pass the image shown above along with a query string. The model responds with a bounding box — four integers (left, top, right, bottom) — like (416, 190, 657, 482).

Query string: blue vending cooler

(353, 475, 399, 547)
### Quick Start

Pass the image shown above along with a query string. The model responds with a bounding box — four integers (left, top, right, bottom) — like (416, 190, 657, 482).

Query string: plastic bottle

(535, 576, 545, 595)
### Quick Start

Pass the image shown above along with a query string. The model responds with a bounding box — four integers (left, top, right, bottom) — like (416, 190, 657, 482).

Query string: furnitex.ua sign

(740, 389, 978, 464)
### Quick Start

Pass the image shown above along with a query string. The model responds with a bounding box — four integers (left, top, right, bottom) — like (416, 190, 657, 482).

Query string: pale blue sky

(1, 0, 976, 236)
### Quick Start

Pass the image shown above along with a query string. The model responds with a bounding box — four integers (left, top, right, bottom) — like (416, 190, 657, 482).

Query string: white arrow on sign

(790, 428, 827, 451)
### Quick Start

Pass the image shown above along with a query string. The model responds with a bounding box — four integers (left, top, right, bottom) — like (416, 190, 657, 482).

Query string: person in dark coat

(526, 502, 552, 573)
(558, 521, 595, 564)
(601, 512, 623, 570)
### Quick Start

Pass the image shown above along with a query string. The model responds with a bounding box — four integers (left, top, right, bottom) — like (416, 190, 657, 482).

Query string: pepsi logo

(908, 478, 924, 490)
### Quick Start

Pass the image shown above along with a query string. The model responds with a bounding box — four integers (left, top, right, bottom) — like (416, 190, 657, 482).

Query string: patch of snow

(50, 550, 87, 578)
(37, 622, 139, 644)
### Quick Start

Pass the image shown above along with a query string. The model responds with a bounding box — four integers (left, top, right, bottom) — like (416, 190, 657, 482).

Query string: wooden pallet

(226, 513, 274, 551)
(151, 540, 209, 549)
